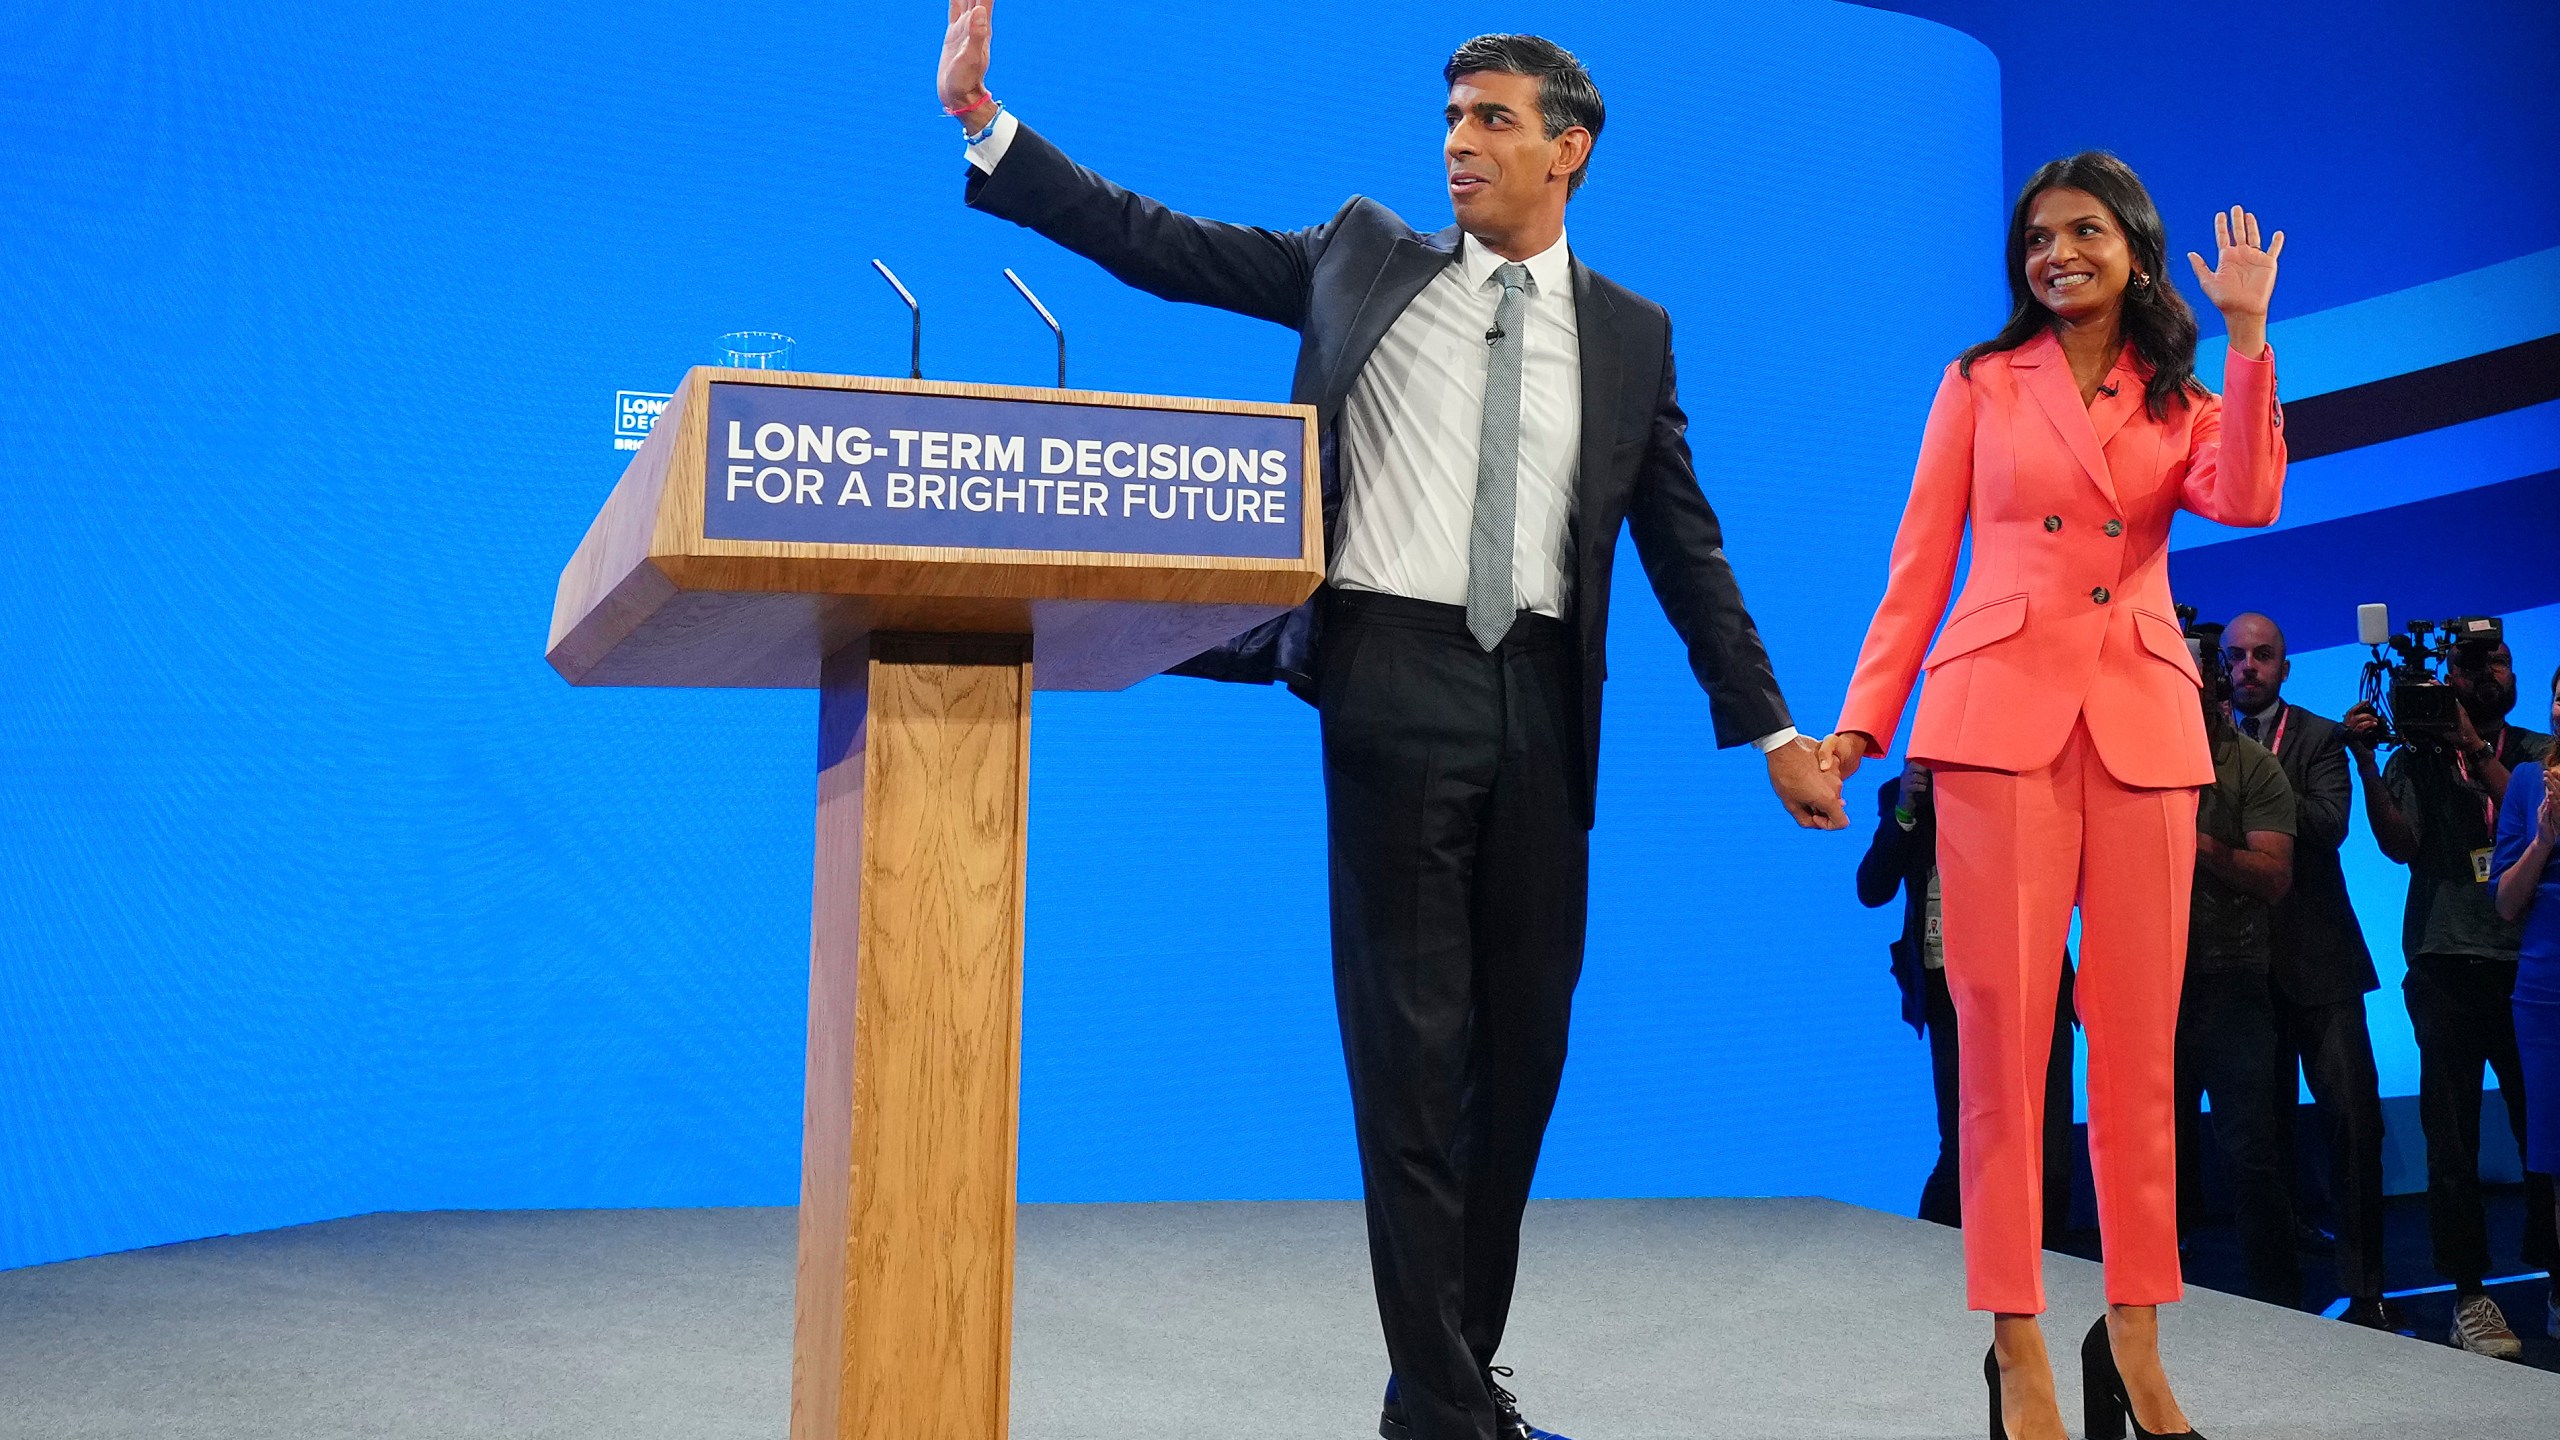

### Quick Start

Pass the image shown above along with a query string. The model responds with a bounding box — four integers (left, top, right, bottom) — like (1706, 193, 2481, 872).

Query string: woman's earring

(2133, 270, 2152, 289)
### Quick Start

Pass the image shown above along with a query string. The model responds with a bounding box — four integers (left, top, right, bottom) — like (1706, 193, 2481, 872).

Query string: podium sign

(702, 381, 1307, 556)
(548, 369, 1323, 1440)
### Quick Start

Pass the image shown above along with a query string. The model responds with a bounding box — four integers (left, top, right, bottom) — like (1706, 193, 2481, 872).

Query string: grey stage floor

(1, 1199, 2552, 1439)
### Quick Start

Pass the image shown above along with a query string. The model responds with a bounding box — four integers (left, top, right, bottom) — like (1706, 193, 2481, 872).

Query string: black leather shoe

(2339, 1296, 2412, 1333)
(1485, 1365, 1570, 1440)
(2080, 1316, 2205, 1439)
(1378, 1374, 1410, 1440)
(1379, 1369, 1573, 1440)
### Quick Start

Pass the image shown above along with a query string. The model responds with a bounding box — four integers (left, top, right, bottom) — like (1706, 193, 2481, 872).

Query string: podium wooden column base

(546, 368, 1321, 1437)
(791, 634, 1032, 1440)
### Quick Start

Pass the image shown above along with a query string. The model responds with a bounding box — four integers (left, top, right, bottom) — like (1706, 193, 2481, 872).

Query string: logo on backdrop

(613, 390, 672, 451)
(702, 382, 1305, 560)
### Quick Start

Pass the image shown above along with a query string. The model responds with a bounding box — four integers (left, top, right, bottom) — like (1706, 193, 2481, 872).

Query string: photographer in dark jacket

(2346, 633, 2559, 1357)
(1857, 760, 2076, 1238)
(2222, 613, 2397, 1327)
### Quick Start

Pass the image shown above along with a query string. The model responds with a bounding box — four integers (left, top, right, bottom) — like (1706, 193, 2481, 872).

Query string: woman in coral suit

(1820, 153, 2286, 1440)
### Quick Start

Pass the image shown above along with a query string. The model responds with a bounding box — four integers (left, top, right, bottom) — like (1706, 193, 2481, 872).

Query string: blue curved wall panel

(12, 0, 2555, 1271)
(0, 1, 2001, 1267)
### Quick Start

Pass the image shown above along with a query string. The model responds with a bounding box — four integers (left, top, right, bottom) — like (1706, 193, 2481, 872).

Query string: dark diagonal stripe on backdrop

(2285, 334, 2560, 462)
(2169, 469, 2560, 650)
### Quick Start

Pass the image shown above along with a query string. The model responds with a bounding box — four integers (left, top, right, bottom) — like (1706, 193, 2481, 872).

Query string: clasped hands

(1768, 734, 1851, 830)
(1816, 730, 1878, 779)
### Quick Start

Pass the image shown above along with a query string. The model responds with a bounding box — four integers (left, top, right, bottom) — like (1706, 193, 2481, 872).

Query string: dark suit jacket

(2262, 703, 2380, 1005)
(1855, 775, 1933, 1035)
(964, 123, 1790, 826)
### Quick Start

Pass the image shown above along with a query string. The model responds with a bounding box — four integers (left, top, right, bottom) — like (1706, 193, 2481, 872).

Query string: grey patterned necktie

(1468, 261, 1531, 650)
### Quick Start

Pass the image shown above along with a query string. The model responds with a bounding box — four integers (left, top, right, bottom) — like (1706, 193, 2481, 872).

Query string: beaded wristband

(960, 100, 1005, 145)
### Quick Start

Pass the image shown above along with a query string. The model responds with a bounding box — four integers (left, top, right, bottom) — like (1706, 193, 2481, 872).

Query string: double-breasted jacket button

(2044, 515, 2063, 532)
(2104, 519, 2124, 537)
(2091, 586, 2112, 604)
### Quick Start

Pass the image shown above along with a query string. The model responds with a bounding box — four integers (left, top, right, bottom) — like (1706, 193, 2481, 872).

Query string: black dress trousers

(2270, 991, 2390, 1302)
(1318, 589, 1589, 1440)
(2174, 969, 2304, 1306)
(2403, 953, 2560, 1285)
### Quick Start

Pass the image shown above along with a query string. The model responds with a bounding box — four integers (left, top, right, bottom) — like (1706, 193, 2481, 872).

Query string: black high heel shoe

(1983, 1346, 2002, 1440)
(2080, 1316, 2206, 1439)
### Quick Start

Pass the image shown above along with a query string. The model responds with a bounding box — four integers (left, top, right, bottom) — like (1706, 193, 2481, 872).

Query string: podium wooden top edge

(684, 366, 1316, 422)
(548, 364, 1328, 687)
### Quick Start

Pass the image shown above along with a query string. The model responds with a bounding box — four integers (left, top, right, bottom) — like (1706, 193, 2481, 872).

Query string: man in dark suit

(2221, 613, 2398, 1327)
(938, 13, 1845, 1440)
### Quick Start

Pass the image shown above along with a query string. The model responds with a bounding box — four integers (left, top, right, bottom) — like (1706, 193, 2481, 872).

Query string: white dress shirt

(964, 107, 1021, 172)
(1331, 229, 1580, 621)
(964, 115, 1799, 754)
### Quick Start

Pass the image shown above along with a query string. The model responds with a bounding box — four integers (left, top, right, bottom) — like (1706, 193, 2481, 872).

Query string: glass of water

(719, 331, 795, 369)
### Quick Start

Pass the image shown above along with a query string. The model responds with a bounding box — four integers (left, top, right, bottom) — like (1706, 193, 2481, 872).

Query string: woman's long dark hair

(1960, 151, 2202, 419)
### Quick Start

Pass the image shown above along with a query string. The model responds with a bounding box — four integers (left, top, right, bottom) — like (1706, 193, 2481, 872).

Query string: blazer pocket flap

(2133, 608, 2202, 684)
(1922, 592, 2028, 670)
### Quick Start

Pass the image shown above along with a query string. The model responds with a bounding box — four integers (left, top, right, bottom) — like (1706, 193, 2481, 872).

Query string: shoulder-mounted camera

(2356, 604, 2500, 749)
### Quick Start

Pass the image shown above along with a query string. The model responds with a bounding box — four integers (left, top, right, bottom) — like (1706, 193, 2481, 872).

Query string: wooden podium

(548, 369, 1322, 1439)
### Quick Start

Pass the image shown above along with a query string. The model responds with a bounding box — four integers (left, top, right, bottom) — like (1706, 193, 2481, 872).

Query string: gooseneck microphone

(1004, 267, 1066, 389)
(871, 259, 922, 380)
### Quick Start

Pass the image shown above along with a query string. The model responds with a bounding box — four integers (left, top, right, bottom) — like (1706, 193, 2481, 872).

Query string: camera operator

(2175, 626, 2302, 1306)
(1855, 758, 2077, 1239)
(2346, 633, 2560, 1357)
(2223, 613, 2397, 1328)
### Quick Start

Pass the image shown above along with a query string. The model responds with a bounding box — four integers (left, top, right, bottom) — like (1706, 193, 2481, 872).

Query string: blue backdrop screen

(5, 0, 2552, 1271)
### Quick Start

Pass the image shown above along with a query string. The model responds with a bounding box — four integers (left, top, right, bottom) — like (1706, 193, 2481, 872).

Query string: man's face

(2449, 643, 2517, 726)
(1444, 71, 1581, 238)
(2222, 615, 2288, 715)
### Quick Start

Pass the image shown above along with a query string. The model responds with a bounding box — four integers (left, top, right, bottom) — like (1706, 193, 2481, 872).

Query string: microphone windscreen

(2357, 603, 2391, 647)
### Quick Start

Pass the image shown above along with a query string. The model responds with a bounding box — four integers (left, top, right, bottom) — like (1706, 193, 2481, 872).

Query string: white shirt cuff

(964, 108, 1020, 175)
(1752, 726, 1802, 754)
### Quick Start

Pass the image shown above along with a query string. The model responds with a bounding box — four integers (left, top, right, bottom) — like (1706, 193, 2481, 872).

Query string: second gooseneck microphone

(1004, 268, 1066, 389)
(871, 259, 922, 380)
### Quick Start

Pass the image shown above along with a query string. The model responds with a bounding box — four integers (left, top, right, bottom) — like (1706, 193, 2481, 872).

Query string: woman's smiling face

(2022, 186, 2134, 325)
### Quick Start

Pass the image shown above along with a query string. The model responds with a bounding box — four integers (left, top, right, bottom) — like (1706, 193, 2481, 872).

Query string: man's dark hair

(1443, 34, 1605, 193)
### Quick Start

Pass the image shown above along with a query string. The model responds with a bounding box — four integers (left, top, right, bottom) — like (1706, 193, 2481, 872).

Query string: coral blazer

(1838, 332, 2285, 790)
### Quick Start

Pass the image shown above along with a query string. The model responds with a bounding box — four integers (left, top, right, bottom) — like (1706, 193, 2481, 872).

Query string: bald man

(2222, 612, 2394, 1327)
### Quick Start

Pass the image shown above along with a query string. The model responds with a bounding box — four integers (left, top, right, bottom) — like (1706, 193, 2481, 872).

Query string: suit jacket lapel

(1318, 227, 1460, 421)
(2013, 331, 2117, 508)
(1572, 257, 1620, 538)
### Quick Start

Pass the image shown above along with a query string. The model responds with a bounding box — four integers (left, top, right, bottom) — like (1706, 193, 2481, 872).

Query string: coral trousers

(1931, 719, 2198, 1313)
